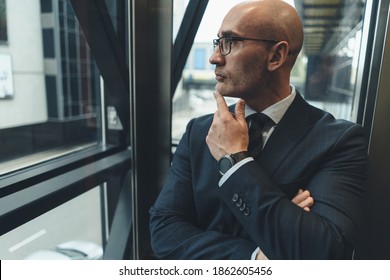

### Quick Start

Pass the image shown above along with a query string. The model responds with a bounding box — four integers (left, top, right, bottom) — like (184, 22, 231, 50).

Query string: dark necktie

(247, 113, 272, 159)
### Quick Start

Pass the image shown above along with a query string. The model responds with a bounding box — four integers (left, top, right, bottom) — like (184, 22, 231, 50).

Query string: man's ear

(267, 41, 289, 71)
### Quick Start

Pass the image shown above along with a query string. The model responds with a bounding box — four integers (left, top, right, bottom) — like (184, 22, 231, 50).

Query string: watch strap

(230, 151, 249, 163)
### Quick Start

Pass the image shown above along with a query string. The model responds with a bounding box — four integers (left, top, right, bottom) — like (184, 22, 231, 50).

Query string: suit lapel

(259, 93, 315, 177)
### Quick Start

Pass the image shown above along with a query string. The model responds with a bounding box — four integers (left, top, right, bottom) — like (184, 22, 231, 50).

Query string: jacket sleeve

(217, 123, 367, 259)
(149, 119, 257, 259)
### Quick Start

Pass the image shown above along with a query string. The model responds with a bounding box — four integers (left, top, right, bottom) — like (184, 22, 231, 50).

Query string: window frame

(0, 0, 173, 260)
(0, 0, 132, 260)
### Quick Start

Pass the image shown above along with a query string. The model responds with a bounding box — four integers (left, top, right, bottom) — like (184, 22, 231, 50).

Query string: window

(194, 48, 206, 69)
(299, 0, 366, 121)
(0, 186, 106, 260)
(0, 0, 102, 175)
(173, 0, 190, 41)
(0, 0, 132, 260)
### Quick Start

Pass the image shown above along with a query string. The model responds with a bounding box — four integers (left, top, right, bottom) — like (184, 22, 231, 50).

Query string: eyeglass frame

(213, 36, 280, 56)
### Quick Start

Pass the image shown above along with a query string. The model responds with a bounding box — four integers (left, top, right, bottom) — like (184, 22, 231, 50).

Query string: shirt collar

(244, 85, 296, 125)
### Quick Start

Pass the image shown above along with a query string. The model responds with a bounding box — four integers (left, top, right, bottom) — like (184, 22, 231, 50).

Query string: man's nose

(209, 48, 225, 65)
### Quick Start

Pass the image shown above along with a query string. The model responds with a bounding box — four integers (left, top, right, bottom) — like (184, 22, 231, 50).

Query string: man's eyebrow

(219, 31, 237, 37)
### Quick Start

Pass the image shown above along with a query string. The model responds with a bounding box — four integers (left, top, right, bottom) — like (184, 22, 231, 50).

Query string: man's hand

(256, 189, 314, 260)
(292, 188, 314, 212)
(206, 90, 249, 160)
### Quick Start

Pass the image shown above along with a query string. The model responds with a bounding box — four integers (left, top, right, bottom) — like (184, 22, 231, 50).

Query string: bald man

(150, 0, 367, 259)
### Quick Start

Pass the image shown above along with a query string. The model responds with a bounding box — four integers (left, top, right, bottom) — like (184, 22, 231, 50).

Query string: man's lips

(215, 73, 226, 81)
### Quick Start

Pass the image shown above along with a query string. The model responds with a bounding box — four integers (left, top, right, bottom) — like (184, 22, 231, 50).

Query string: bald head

(223, 0, 304, 62)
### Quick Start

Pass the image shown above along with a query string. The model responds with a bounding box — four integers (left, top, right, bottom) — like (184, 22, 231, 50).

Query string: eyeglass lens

(221, 38, 230, 55)
(213, 38, 230, 56)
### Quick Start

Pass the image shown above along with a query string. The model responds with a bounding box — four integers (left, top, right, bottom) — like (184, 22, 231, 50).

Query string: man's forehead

(218, 17, 262, 38)
(218, 13, 251, 37)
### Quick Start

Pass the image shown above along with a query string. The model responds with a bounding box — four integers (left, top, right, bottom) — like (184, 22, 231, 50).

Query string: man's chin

(215, 84, 230, 97)
(215, 87, 238, 99)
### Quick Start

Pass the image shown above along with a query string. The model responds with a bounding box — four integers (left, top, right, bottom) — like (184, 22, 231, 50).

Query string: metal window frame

(0, 148, 131, 236)
(172, 0, 209, 96)
(355, 0, 390, 259)
(130, 0, 173, 259)
(0, 0, 133, 260)
(69, 0, 130, 141)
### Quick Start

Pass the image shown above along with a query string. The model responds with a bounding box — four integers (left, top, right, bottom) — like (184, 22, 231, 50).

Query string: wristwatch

(217, 151, 249, 176)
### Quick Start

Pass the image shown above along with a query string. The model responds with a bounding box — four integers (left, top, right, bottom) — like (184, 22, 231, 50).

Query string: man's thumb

(235, 99, 246, 121)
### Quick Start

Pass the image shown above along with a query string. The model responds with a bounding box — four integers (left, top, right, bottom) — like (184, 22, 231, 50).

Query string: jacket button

(239, 202, 246, 211)
(232, 193, 239, 202)
(236, 199, 243, 207)
(244, 207, 250, 216)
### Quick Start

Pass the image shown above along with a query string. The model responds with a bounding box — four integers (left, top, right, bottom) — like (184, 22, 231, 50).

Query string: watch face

(218, 156, 234, 175)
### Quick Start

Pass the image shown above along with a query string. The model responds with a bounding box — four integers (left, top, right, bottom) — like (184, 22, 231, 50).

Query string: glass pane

(172, 0, 367, 142)
(173, 0, 190, 41)
(299, 0, 366, 120)
(0, 186, 106, 260)
(0, 0, 102, 175)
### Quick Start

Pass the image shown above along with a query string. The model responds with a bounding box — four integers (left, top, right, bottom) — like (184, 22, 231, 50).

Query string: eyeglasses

(213, 36, 279, 56)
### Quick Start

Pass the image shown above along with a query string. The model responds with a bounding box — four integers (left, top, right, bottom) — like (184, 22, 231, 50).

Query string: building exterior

(0, 0, 47, 129)
(0, 0, 100, 168)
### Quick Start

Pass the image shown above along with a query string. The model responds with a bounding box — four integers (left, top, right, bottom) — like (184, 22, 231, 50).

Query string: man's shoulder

(309, 104, 361, 130)
(304, 105, 365, 145)
(189, 112, 214, 128)
(295, 93, 360, 127)
(181, 112, 214, 141)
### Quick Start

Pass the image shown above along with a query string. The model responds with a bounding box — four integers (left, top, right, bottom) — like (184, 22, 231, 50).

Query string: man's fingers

(234, 99, 246, 122)
(291, 189, 308, 204)
(292, 189, 314, 211)
(214, 90, 230, 115)
(298, 196, 314, 209)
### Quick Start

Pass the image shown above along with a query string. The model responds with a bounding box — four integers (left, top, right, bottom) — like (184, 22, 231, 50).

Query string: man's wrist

(230, 151, 249, 163)
(218, 151, 249, 175)
(218, 157, 254, 186)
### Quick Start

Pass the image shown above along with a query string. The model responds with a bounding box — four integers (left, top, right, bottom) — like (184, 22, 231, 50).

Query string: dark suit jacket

(149, 92, 367, 259)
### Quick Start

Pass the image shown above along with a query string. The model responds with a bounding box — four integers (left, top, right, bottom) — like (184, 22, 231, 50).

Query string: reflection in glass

(0, 0, 102, 174)
(298, 0, 366, 121)
(0, 186, 106, 260)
